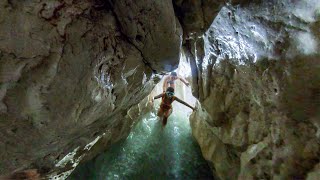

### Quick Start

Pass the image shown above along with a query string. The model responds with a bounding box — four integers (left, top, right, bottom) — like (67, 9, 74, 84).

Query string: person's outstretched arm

(174, 97, 195, 110)
(150, 93, 163, 107)
(153, 93, 163, 100)
(178, 76, 190, 86)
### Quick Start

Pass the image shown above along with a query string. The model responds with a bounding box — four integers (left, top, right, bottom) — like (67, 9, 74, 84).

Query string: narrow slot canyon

(69, 60, 214, 179)
(0, 0, 320, 180)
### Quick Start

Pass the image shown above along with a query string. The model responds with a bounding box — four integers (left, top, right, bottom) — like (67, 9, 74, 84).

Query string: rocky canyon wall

(1, 0, 319, 179)
(0, 0, 181, 177)
(188, 1, 320, 179)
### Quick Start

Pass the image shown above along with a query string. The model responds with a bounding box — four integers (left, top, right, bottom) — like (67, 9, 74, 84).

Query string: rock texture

(173, 0, 260, 38)
(110, 0, 182, 72)
(0, 0, 180, 177)
(1, 0, 319, 179)
(189, 1, 320, 179)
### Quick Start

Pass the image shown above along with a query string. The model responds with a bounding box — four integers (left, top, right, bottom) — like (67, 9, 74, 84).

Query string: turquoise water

(69, 107, 213, 180)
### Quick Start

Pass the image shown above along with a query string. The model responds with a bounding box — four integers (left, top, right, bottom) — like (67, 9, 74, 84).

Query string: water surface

(69, 108, 213, 180)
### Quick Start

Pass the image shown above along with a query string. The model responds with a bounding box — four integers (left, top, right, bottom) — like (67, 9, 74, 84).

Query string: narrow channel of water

(69, 62, 213, 179)
(69, 107, 213, 179)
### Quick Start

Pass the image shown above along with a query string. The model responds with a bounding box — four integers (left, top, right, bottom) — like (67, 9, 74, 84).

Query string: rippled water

(69, 108, 213, 179)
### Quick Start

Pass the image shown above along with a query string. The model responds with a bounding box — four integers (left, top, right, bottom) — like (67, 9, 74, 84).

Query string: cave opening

(68, 55, 214, 179)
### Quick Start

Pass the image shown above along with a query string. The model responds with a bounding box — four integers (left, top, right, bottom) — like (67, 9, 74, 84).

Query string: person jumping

(152, 87, 195, 126)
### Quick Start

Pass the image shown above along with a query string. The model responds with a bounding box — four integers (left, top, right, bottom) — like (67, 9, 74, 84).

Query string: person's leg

(162, 108, 172, 126)
(163, 116, 168, 126)
(168, 108, 173, 117)
(157, 108, 163, 117)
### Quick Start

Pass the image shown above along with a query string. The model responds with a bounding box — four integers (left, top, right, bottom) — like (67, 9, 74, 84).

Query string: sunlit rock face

(189, 1, 320, 179)
(0, 0, 180, 176)
(172, 0, 261, 37)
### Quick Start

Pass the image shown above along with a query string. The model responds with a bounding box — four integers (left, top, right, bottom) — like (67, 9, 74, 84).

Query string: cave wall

(0, 0, 181, 176)
(188, 1, 320, 179)
(1, 0, 319, 178)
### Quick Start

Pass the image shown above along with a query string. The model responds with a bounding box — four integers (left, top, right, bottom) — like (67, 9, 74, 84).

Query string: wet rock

(173, 0, 260, 38)
(190, 105, 240, 179)
(110, 0, 182, 72)
(0, 0, 180, 177)
(307, 163, 320, 180)
(189, 0, 320, 179)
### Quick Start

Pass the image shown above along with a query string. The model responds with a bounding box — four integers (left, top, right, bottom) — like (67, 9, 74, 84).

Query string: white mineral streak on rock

(84, 133, 104, 151)
(95, 55, 114, 91)
(142, 72, 148, 85)
(48, 170, 74, 180)
(48, 131, 110, 179)
(55, 147, 80, 168)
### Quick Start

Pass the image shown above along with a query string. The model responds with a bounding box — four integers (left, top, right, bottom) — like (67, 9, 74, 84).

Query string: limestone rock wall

(2, 0, 319, 178)
(0, 0, 180, 176)
(110, 0, 182, 72)
(172, 0, 260, 37)
(188, 1, 320, 179)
